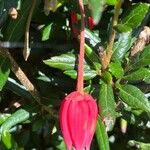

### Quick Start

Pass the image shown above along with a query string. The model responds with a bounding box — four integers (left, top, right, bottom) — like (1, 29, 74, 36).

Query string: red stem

(76, 0, 85, 94)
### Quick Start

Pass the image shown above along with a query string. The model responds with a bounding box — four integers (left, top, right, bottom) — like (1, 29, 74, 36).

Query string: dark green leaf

(109, 62, 124, 78)
(96, 116, 110, 150)
(64, 69, 96, 80)
(1, 130, 12, 149)
(43, 53, 95, 74)
(123, 68, 150, 81)
(43, 53, 76, 70)
(0, 109, 30, 132)
(129, 44, 150, 69)
(119, 84, 150, 114)
(85, 44, 101, 70)
(6, 77, 34, 100)
(85, 28, 101, 47)
(0, 56, 10, 91)
(99, 80, 116, 131)
(115, 3, 150, 32)
(42, 23, 53, 41)
(112, 32, 133, 62)
(88, 0, 105, 24)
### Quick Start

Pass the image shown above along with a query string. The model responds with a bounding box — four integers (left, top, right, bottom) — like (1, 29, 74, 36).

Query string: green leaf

(88, 0, 105, 24)
(115, 3, 150, 32)
(106, 0, 117, 5)
(123, 68, 150, 81)
(85, 28, 101, 47)
(119, 84, 150, 114)
(85, 44, 101, 70)
(0, 109, 30, 132)
(128, 140, 150, 150)
(2, 0, 40, 41)
(102, 71, 113, 84)
(144, 75, 150, 84)
(43, 53, 76, 70)
(99, 80, 116, 131)
(42, 23, 53, 41)
(109, 62, 124, 78)
(129, 44, 150, 69)
(43, 53, 96, 76)
(1, 130, 12, 149)
(96, 116, 110, 150)
(0, 56, 10, 91)
(112, 32, 133, 62)
(0, 114, 11, 126)
(64, 69, 97, 80)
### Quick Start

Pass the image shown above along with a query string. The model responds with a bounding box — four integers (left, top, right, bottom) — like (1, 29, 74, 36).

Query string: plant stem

(76, 0, 85, 94)
(0, 48, 58, 118)
(101, 0, 122, 70)
(23, 0, 36, 61)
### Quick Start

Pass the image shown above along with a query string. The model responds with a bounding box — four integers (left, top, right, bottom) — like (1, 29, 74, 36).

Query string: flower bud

(60, 91, 98, 150)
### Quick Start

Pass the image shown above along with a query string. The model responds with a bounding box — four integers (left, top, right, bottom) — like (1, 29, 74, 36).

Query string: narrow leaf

(109, 62, 124, 78)
(0, 109, 30, 132)
(119, 84, 150, 114)
(123, 68, 150, 81)
(42, 23, 53, 41)
(112, 32, 133, 62)
(88, 0, 105, 24)
(115, 3, 150, 32)
(129, 44, 150, 69)
(64, 69, 96, 80)
(96, 116, 110, 150)
(99, 80, 116, 131)
(1, 130, 12, 149)
(0, 56, 10, 91)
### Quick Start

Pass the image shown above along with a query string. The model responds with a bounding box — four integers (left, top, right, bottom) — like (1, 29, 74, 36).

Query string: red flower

(60, 91, 98, 150)
(88, 16, 96, 30)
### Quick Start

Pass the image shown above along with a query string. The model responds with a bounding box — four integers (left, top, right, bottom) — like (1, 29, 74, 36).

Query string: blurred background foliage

(0, 0, 150, 149)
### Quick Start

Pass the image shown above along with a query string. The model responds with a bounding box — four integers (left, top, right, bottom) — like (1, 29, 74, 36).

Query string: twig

(23, 0, 36, 61)
(76, 0, 85, 94)
(100, 0, 122, 70)
(0, 48, 58, 118)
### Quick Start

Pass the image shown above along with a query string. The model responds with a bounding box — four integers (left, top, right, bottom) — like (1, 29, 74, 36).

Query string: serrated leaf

(43, 53, 76, 70)
(0, 56, 10, 91)
(96, 116, 110, 150)
(0, 109, 30, 132)
(43, 53, 95, 73)
(109, 62, 124, 78)
(129, 44, 150, 69)
(88, 0, 105, 24)
(119, 84, 150, 114)
(42, 23, 53, 41)
(99, 80, 116, 131)
(115, 3, 150, 32)
(123, 68, 150, 81)
(64, 69, 96, 80)
(112, 32, 133, 62)
(1, 130, 12, 149)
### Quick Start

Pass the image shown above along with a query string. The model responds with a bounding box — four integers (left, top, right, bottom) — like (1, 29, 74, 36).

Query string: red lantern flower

(60, 0, 98, 149)
(60, 91, 98, 150)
